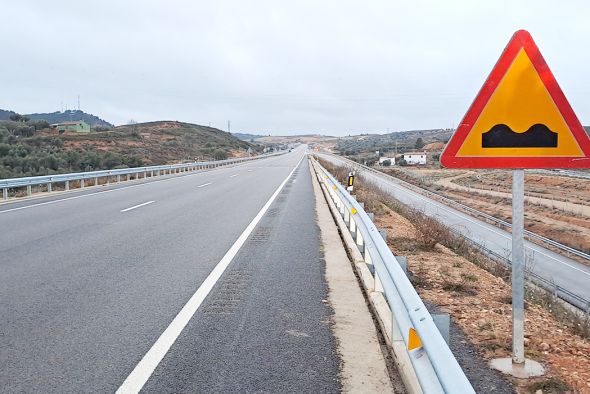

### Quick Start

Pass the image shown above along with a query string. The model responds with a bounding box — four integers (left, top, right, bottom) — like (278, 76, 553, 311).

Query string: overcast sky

(1, 1, 589, 135)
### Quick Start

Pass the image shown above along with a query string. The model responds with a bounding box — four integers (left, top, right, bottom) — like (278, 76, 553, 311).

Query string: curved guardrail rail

(311, 157, 475, 394)
(0, 152, 284, 200)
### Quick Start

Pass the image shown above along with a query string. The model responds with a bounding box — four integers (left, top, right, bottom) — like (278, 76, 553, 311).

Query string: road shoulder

(309, 159, 398, 393)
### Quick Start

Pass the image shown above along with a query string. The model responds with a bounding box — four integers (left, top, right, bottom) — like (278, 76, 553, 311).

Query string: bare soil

(370, 204, 590, 393)
(383, 167, 590, 261)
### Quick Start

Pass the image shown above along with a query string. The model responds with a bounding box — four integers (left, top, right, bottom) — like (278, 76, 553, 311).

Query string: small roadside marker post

(440, 30, 590, 377)
(347, 171, 355, 192)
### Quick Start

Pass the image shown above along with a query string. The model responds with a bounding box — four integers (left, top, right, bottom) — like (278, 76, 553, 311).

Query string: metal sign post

(436, 30, 590, 377)
(511, 170, 525, 364)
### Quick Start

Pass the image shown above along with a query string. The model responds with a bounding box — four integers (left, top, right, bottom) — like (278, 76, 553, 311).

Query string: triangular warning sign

(441, 30, 590, 169)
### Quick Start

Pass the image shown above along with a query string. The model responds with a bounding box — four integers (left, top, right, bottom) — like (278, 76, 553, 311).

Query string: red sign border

(441, 30, 590, 169)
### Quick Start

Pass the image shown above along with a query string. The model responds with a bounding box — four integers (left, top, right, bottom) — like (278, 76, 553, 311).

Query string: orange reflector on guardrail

(408, 328, 423, 350)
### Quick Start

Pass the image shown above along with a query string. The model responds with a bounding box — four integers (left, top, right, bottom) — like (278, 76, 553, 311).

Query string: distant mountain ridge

(0, 109, 113, 128)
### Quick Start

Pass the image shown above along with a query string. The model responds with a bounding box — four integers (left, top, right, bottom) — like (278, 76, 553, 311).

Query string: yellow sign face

(457, 49, 582, 158)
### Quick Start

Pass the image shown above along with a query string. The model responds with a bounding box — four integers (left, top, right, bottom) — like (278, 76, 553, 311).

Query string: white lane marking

(120, 201, 155, 213)
(116, 154, 305, 394)
(229, 174, 238, 178)
(197, 182, 212, 188)
(0, 157, 276, 215)
(247, 169, 253, 172)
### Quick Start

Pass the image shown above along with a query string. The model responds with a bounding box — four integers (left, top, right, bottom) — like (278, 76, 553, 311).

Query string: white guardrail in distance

(323, 153, 590, 262)
(320, 152, 590, 312)
(0, 151, 285, 200)
(311, 157, 475, 394)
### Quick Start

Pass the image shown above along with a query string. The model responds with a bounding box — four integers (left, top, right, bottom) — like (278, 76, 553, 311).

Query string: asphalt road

(317, 153, 590, 307)
(0, 146, 341, 393)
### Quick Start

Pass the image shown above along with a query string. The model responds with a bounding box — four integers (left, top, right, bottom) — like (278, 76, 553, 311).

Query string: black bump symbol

(482, 124, 558, 148)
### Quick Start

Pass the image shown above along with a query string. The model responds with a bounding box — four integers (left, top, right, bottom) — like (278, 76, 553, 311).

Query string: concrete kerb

(310, 157, 422, 394)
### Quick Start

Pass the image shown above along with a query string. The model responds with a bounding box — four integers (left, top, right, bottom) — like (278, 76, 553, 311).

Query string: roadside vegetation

(319, 158, 590, 393)
(0, 117, 256, 179)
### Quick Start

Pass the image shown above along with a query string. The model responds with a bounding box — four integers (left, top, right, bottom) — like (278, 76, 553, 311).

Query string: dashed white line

(229, 174, 238, 178)
(197, 182, 212, 188)
(120, 201, 155, 213)
(116, 154, 305, 394)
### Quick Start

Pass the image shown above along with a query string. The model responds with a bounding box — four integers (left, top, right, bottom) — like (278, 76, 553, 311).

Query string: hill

(0, 109, 113, 128)
(335, 128, 453, 156)
(0, 120, 256, 178)
(232, 132, 265, 141)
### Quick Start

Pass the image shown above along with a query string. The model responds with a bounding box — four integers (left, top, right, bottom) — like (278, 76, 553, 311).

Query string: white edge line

(120, 201, 155, 213)
(197, 182, 212, 188)
(116, 153, 305, 394)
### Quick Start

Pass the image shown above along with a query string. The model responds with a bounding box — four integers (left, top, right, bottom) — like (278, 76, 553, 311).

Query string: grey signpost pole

(512, 169, 525, 364)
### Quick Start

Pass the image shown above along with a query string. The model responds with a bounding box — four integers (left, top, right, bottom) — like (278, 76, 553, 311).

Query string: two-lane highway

(0, 147, 342, 393)
(318, 153, 590, 308)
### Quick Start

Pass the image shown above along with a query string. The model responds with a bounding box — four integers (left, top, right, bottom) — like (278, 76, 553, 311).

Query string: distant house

(51, 121, 90, 133)
(378, 156, 395, 166)
(402, 152, 427, 165)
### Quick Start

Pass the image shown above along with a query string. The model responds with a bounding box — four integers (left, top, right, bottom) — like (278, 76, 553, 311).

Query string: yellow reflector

(333, 185, 337, 190)
(351, 208, 357, 215)
(408, 328, 422, 351)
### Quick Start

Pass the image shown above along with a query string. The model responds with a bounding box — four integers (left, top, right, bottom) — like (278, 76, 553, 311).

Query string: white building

(402, 152, 427, 165)
(378, 156, 395, 166)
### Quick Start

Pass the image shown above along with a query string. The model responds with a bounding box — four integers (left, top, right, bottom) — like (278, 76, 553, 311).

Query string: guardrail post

(150, 170, 154, 177)
(27, 185, 32, 197)
(432, 314, 451, 344)
(356, 232, 365, 254)
(80, 179, 85, 188)
(143, 171, 147, 178)
(3, 188, 7, 200)
(117, 175, 121, 183)
(94, 177, 98, 186)
(374, 271, 384, 292)
(47, 182, 52, 193)
(65, 180, 70, 191)
(106, 176, 110, 186)
(349, 217, 357, 238)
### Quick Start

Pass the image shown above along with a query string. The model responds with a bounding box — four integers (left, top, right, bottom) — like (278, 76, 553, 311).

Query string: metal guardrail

(323, 153, 590, 262)
(453, 228, 590, 312)
(319, 152, 590, 311)
(311, 158, 474, 394)
(1, 152, 285, 200)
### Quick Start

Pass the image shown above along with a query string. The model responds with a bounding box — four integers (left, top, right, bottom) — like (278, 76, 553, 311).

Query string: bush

(213, 149, 227, 160)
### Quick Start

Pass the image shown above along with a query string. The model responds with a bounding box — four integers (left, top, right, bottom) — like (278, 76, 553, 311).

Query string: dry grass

(316, 157, 590, 392)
